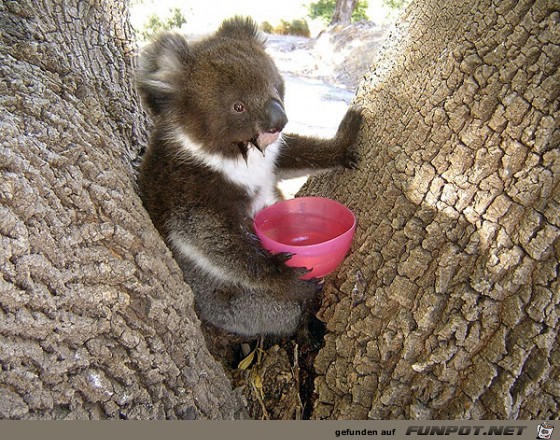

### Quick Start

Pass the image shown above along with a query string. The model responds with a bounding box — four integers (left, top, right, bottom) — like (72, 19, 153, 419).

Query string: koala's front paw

(337, 106, 363, 138)
(335, 106, 363, 169)
(289, 276, 324, 304)
(270, 253, 319, 296)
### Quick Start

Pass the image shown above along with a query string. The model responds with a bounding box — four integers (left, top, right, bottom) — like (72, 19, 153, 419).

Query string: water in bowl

(257, 212, 348, 247)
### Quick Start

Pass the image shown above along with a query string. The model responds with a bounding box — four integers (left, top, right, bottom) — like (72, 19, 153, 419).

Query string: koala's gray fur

(137, 16, 362, 337)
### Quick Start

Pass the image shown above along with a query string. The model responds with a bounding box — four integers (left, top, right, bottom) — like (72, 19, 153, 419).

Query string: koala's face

(137, 17, 289, 160)
(187, 39, 288, 157)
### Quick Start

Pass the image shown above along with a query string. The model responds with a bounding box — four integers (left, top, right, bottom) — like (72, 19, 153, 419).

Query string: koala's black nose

(264, 99, 288, 133)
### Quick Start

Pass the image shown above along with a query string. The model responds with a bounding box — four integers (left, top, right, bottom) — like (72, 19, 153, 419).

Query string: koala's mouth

(255, 131, 281, 149)
(236, 130, 281, 161)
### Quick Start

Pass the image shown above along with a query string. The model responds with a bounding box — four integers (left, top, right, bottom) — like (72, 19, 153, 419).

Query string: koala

(137, 16, 362, 338)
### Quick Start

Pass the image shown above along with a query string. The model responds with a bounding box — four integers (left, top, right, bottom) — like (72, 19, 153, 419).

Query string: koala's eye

(233, 102, 246, 113)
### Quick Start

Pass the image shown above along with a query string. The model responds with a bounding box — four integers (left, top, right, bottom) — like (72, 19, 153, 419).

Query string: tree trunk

(0, 0, 245, 419)
(305, 0, 559, 419)
(3, 0, 558, 421)
(330, 0, 358, 26)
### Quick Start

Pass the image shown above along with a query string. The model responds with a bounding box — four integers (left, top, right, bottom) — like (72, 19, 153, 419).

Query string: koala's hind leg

(194, 285, 304, 337)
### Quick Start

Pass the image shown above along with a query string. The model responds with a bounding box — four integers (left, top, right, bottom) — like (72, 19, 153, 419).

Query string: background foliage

(308, 0, 369, 24)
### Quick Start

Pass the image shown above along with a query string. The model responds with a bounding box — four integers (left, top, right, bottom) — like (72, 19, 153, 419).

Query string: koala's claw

(276, 252, 294, 263)
(308, 277, 324, 292)
(345, 149, 360, 170)
(291, 265, 312, 278)
(289, 275, 324, 303)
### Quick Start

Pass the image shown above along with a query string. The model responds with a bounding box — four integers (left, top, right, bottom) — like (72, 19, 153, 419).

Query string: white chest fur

(176, 131, 280, 216)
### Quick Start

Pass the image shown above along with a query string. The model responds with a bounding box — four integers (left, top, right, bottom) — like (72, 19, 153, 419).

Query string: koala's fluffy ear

(216, 16, 266, 46)
(136, 33, 191, 115)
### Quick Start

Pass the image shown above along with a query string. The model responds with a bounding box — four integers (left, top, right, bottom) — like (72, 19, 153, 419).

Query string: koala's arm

(276, 107, 362, 179)
(167, 208, 320, 301)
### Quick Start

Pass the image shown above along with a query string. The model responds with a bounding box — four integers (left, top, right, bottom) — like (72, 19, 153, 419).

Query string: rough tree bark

(305, 0, 559, 419)
(331, 0, 359, 26)
(2, 0, 558, 421)
(0, 0, 245, 419)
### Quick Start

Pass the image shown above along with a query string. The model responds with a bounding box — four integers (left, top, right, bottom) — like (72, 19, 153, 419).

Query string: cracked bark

(304, 0, 559, 419)
(0, 0, 245, 419)
(2, 0, 558, 421)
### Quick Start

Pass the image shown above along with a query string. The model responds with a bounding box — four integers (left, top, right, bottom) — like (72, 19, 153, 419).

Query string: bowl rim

(253, 196, 357, 250)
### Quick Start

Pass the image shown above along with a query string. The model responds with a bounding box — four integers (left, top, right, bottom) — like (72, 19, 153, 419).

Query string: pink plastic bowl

(253, 197, 356, 279)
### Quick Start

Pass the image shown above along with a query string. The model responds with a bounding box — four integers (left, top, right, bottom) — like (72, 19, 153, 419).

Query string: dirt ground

(266, 21, 388, 92)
